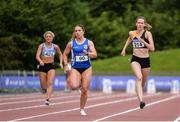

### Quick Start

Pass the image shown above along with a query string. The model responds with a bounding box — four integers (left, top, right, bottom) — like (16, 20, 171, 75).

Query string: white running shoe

(80, 109, 87, 116)
(45, 100, 50, 106)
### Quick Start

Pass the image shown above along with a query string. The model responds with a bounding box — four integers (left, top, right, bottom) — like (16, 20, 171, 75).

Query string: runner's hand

(121, 50, 126, 56)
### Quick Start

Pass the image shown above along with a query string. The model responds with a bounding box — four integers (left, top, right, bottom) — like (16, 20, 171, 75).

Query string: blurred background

(0, 0, 179, 93)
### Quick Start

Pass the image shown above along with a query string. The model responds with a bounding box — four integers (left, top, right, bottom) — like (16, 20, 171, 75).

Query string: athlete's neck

(136, 29, 144, 35)
(76, 37, 85, 43)
(45, 42, 52, 47)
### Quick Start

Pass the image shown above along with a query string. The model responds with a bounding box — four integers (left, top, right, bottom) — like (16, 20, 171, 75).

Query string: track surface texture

(0, 91, 179, 122)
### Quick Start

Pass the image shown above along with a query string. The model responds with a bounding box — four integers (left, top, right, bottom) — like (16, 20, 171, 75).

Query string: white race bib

(133, 42, 145, 48)
(75, 55, 88, 62)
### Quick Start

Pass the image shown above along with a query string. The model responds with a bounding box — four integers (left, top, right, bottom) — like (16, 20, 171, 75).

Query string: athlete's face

(45, 33, 53, 43)
(74, 26, 84, 39)
(136, 19, 145, 31)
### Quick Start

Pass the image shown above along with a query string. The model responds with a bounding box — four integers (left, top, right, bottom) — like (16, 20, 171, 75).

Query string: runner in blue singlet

(63, 24, 97, 116)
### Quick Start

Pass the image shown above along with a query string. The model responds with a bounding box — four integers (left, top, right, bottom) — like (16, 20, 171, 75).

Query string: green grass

(150, 49, 180, 71)
(92, 49, 180, 75)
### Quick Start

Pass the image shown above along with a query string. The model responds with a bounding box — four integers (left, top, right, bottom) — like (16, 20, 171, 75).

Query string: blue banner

(0, 76, 180, 91)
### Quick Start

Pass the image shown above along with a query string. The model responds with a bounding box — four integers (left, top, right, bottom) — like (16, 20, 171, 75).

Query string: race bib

(43, 51, 55, 57)
(75, 55, 88, 62)
(133, 42, 145, 48)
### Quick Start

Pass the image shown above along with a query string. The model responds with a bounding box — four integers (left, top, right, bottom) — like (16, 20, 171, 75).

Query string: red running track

(0, 91, 179, 121)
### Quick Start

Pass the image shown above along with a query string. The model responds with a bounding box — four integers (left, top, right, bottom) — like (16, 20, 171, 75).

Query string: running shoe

(140, 101, 146, 109)
(80, 109, 87, 116)
(45, 99, 50, 106)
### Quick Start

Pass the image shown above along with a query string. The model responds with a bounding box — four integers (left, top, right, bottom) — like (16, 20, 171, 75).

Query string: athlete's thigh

(131, 62, 142, 78)
(39, 72, 47, 83)
(81, 67, 92, 88)
(70, 68, 81, 86)
(47, 69, 55, 85)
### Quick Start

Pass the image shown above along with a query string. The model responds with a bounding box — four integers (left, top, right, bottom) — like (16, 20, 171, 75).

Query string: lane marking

(8, 94, 159, 121)
(93, 94, 180, 122)
(0, 92, 65, 100)
(0, 93, 45, 101)
(0, 92, 103, 106)
(0, 91, 100, 101)
(0, 90, 97, 100)
(174, 116, 180, 122)
(0, 93, 131, 112)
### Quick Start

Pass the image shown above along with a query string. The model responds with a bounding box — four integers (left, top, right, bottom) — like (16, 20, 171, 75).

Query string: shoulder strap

(140, 31, 149, 43)
(41, 43, 45, 50)
(71, 39, 75, 47)
(52, 43, 56, 50)
(140, 31, 146, 39)
(85, 38, 90, 49)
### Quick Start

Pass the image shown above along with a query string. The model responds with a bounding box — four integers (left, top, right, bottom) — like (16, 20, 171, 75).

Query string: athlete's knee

(81, 87, 88, 95)
(47, 81, 53, 87)
(136, 75, 143, 82)
(69, 84, 80, 90)
(70, 86, 79, 90)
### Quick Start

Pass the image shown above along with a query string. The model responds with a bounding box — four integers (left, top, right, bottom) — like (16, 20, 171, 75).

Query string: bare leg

(39, 72, 47, 92)
(65, 71, 71, 92)
(131, 62, 143, 102)
(69, 68, 81, 90)
(80, 67, 92, 109)
(141, 68, 151, 88)
(46, 69, 55, 100)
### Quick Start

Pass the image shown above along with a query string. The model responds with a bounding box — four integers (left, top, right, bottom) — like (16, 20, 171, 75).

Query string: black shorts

(39, 63, 55, 73)
(73, 67, 90, 74)
(131, 55, 150, 69)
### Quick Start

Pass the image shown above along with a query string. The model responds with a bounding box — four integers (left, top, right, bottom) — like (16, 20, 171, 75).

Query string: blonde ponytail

(69, 33, 75, 42)
(145, 23, 152, 30)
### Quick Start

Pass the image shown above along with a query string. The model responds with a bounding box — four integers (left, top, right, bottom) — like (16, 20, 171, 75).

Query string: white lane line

(0, 92, 61, 100)
(0, 94, 78, 105)
(8, 93, 160, 121)
(0, 93, 38, 98)
(93, 94, 180, 122)
(0, 92, 102, 106)
(174, 116, 180, 122)
(0, 91, 98, 101)
(0, 93, 61, 101)
(0, 93, 131, 112)
(0, 94, 45, 101)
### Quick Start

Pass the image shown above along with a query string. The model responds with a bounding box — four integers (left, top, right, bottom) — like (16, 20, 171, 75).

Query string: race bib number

(43, 51, 55, 57)
(75, 55, 88, 62)
(133, 42, 145, 48)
